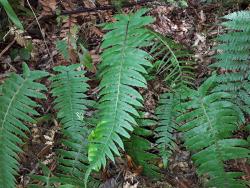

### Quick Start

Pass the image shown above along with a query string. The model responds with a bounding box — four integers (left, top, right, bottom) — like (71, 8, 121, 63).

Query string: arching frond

(87, 9, 154, 173)
(176, 75, 249, 188)
(210, 11, 250, 120)
(0, 63, 48, 188)
(147, 30, 195, 88)
(50, 64, 99, 187)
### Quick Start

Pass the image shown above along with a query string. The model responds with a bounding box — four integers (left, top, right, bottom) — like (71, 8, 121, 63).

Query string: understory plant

(211, 11, 250, 120)
(0, 64, 48, 187)
(0, 7, 250, 188)
(176, 75, 249, 187)
(86, 8, 155, 177)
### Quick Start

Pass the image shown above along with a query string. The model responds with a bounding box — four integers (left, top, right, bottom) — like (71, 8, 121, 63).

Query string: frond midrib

(61, 70, 86, 177)
(1, 77, 26, 131)
(0, 76, 27, 186)
(67, 71, 82, 175)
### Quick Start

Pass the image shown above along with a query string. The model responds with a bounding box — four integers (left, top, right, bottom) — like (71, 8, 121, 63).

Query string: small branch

(0, 40, 15, 59)
(26, 0, 55, 64)
(61, 0, 154, 15)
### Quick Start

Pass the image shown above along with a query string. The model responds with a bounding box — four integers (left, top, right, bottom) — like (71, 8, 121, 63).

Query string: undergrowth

(0, 8, 249, 188)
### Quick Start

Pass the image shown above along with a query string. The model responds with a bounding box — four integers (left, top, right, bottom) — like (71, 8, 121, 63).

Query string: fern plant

(210, 11, 250, 120)
(0, 63, 48, 188)
(175, 75, 249, 188)
(148, 30, 195, 167)
(50, 64, 99, 187)
(86, 9, 155, 176)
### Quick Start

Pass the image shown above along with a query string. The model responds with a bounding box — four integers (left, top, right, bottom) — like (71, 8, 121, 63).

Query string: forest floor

(0, 0, 249, 188)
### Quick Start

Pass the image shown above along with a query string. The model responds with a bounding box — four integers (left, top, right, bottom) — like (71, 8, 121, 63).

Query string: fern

(50, 64, 99, 187)
(125, 113, 160, 179)
(175, 75, 250, 188)
(148, 30, 195, 167)
(147, 30, 195, 88)
(56, 39, 70, 61)
(210, 11, 250, 119)
(0, 63, 48, 188)
(155, 92, 179, 168)
(87, 9, 154, 173)
(29, 162, 59, 188)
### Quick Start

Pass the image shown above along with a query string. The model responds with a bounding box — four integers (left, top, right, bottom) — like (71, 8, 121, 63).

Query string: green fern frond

(56, 39, 70, 61)
(29, 162, 58, 188)
(125, 113, 160, 179)
(155, 92, 179, 168)
(210, 11, 250, 118)
(176, 75, 250, 188)
(29, 162, 81, 188)
(87, 9, 155, 172)
(147, 30, 195, 88)
(0, 63, 48, 188)
(148, 30, 195, 168)
(50, 64, 99, 187)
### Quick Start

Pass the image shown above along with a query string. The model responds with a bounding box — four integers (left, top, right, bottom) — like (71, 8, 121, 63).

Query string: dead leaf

(39, 0, 57, 15)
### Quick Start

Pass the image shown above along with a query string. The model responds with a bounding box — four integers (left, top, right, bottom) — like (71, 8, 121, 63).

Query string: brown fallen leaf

(39, 0, 57, 15)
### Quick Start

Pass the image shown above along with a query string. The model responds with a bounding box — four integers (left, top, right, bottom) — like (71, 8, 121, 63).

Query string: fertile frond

(147, 30, 195, 88)
(0, 63, 48, 188)
(87, 9, 155, 172)
(125, 113, 160, 179)
(50, 64, 98, 187)
(210, 11, 250, 118)
(155, 92, 179, 168)
(176, 75, 249, 188)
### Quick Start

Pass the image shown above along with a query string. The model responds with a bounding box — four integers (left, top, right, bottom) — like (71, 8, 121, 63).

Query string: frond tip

(87, 8, 155, 173)
(176, 75, 250, 188)
(0, 63, 48, 188)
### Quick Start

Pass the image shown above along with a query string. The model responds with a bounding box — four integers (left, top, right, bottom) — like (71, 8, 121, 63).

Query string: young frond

(147, 30, 195, 88)
(87, 9, 155, 173)
(176, 75, 249, 188)
(50, 64, 98, 187)
(0, 63, 48, 188)
(155, 92, 179, 168)
(210, 11, 250, 118)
